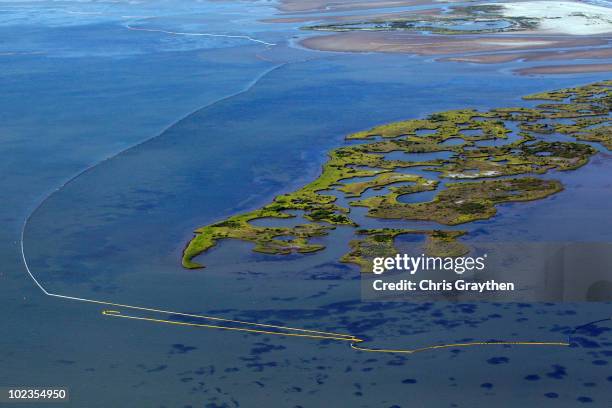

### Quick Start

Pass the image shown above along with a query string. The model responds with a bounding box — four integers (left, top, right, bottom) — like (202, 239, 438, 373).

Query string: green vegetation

(352, 177, 564, 225)
(183, 81, 611, 271)
(338, 172, 429, 197)
(340, 229, 469, 272)
(348, 109, 505, 140)
(182, 211, 333, 269)
(523, 81, 612, 101)
(341, 229, 469, 272)
(435, 141, 596, 179)
(576, 125, 612, 150)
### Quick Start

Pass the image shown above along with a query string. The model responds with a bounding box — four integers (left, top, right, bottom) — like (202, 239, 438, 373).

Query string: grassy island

(183, 81, 611, 271)
(351, 177, 564, 225)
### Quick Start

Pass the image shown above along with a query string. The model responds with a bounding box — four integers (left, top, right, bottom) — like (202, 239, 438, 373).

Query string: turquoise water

(2, 0, 612, 406)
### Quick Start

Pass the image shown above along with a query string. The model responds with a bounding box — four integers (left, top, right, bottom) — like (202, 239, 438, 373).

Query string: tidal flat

(295, 0, 612, 75)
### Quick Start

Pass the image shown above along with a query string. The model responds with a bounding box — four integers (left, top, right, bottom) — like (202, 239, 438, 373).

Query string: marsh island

(183, 81, 611, 271)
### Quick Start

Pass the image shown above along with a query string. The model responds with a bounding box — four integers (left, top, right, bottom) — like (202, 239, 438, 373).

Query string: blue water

(3, 0, 612, 407)
(397, 189, 438, 203)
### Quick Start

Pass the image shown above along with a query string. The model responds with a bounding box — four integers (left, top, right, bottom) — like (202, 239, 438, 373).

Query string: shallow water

(396, 188, 438, 203)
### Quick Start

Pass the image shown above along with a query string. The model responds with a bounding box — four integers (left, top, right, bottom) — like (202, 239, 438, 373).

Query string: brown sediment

(300, 31, 607, 55)
(262, 8, 439, 24)
(515, 63, 612, 75)
(441, 47, 612, 64)
(277, 0, 435, 13)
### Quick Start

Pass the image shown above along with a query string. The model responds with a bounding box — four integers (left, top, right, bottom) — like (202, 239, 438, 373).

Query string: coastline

(284, 0, 612, 75)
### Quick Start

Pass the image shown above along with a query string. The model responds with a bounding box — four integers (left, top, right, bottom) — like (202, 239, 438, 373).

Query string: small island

(183, 81, 610, 271)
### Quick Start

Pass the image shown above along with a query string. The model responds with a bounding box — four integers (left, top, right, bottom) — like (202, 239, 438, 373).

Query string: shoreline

(284, 0, 611, 72)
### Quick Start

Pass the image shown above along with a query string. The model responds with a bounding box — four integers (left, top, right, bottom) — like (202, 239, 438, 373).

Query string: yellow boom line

(101, 308, 571, 355)
(20, 218, 586, 356)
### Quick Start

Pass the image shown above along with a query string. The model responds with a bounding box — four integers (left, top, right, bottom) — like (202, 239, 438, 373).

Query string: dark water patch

(343, 318, 392, 334)
(305, 262, 354, 280)
(546, 365, 567, 379)
(576, 323, 611, 337)
(138, 364, 168, 373)
(170, 344, 198, 354)
(387, 357, 407, 366)
(251, 342, 286, 355)
(55, 359, 76, 365)
(270, 296, 298, 301)
(577, 396, 593, 403)
(487, 357, 509, 365)
(583, 382, 596, 387)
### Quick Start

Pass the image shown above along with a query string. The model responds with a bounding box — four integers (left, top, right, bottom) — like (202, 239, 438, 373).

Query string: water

(2, 0, 612, 406)
(397, 189, 438, 203)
